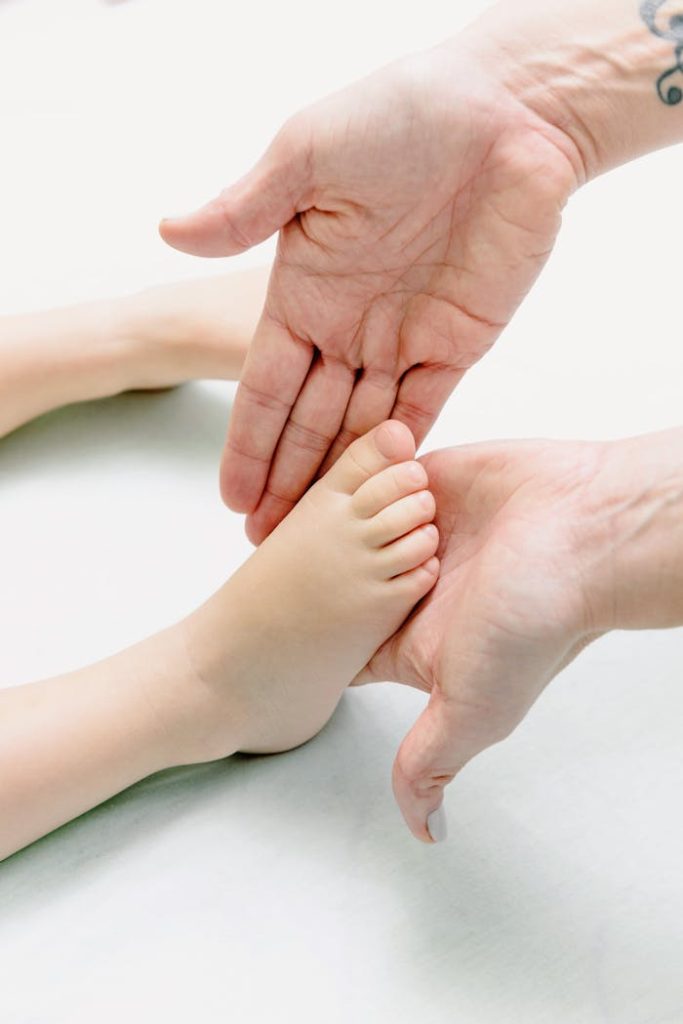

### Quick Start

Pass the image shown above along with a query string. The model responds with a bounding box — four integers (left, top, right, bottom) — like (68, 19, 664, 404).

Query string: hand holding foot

(359, 430, 683, 843)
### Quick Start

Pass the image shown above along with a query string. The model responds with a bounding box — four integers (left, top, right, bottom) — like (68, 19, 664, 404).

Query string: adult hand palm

(162, 51, 579, 542)
(358, 440, 599, 842)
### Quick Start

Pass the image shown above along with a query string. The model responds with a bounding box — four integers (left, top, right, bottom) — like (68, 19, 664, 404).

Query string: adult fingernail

(426, 804, 448, 844)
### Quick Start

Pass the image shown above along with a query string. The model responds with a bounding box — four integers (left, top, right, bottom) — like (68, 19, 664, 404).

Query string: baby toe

(379, 523, 439, 578)
(387, 557, 440, 610)
(366, 489, 436, 547)
(352, 460, 428, 518)
(393, 556, 440, 598)
(323, 420, 416, 496)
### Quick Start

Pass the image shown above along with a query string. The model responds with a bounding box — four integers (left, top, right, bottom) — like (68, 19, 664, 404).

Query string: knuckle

(281, 418, 334, 456)
(336, 427, 362, 451)
(215, 194, 253, 251)
(240, 381, 290, 415)
(345, 446, 373, 483)
(392, 397, 433, 434)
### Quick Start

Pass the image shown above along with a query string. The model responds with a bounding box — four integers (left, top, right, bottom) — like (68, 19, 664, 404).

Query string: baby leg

(0, 422, 437, 859)
(0, 268, 267, 437)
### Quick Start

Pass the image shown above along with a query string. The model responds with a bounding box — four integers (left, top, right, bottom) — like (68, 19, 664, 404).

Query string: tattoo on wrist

(640, 1, 683, 104)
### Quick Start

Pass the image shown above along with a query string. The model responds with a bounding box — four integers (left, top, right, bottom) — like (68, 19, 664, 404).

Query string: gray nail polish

(426, 804, 448, 843)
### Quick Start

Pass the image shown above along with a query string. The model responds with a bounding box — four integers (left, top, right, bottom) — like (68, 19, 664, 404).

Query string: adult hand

(161, 0, 683, 544)
(160, 41, 581, 543)
(357, 429, 683, 842)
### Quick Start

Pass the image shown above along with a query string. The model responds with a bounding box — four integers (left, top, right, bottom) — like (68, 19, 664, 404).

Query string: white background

(0, 1, 682, 1022)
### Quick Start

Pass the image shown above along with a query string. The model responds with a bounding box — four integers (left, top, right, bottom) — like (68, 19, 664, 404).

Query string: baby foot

(178, 421, 439, 760)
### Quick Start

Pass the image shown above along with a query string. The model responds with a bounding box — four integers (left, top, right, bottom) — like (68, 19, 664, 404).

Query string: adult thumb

(392, 686, 503, 845)
(160, 119, 313, 257)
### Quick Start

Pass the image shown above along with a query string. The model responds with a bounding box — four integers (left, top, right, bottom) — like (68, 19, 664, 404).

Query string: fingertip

(245, 515, 267, 546)
(245, 493, 293, 545)
(159, 199, 247, 257)
(219, 458, 262, 515)
(426, 803, 448, 844)
(158, 209, 204, 254)
(396, 793, 447, 845)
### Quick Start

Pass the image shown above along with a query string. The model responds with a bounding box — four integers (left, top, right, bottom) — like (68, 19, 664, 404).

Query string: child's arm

(0, 269, 268, 438)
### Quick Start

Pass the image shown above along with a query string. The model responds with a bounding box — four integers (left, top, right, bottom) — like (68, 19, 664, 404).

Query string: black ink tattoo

(640, 1, 683, 104)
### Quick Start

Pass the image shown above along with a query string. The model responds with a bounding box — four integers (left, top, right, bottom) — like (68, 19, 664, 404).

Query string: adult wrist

(459, 0, 683, 181)
(579, 430, 683, 632)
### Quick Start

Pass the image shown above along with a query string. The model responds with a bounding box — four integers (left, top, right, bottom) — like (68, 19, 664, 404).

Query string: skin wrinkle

(485, 190, 561, 240)
(288, 117, 317, 211)
(329, 425, 362, 452)
(259, 480, 302, 506)
(357, 365, 399, 388)
(433, 678, 509, 734)
(418, 289, 508, 333)
(467, 30, 590, 185)
(215, 193, 256, 252)
(315, 349, 358, 374)
(272, 253, 473, 282)
(295, 210, 334, 255)
(389, 238, 452, 296)
(391, 396, 437, 435)
(375, 191, 457, 253)
(277, 418, 338, 457)
(488, 132, 571, 199)
(260, 306, 317, 356)
(512, 54, 603, 180)
(211, 38, 591, 541)
(351, 301, 395, 373)
(237, 378, 293, 415)
(225, 435, 272, 465)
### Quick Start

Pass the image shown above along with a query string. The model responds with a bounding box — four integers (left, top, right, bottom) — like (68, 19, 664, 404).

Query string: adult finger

(316, 367, 399, 478)
(160, 117, 313, 257)
(219, 313, 314, 513)
(390, 363, 464, 450)
(244, 354, 356, 544)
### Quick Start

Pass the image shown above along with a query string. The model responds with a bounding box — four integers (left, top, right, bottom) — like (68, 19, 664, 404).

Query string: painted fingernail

(426, 804, 448, 844)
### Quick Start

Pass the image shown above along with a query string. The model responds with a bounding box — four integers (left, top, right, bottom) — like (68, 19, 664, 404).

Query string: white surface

(1, 2, 682, 1022)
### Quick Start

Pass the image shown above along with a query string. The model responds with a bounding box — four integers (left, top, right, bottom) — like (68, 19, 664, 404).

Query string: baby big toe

(325, 421, 416, 496)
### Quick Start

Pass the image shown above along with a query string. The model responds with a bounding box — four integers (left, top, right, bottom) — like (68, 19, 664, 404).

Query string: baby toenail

(408, 462, 425, 483)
